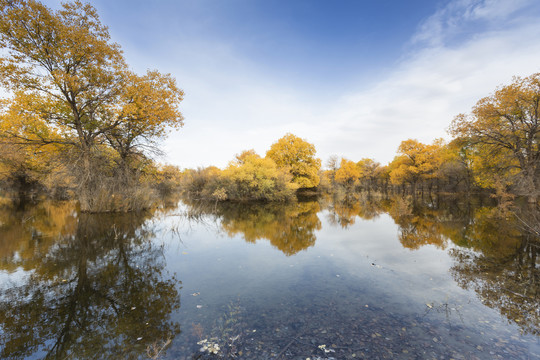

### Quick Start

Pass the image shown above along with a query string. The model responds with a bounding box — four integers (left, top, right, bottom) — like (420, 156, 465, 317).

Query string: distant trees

(181, 134, 320, 202)
(181, 70, 540, 204)
(334, 158, 360, 188)
(388, 139, 441, 195)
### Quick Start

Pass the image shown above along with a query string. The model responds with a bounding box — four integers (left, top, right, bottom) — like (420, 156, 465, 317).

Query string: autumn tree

(389, 139, 440, 195)
(0, 0, 183, 207)
(222, 151, 294, 201)
(325, 154, 340, 186)
(436, 138, 474, 193)
(0, 99, 63, 196)
(104, 70, 184, 171)
(334, 158, 360, 188)
(0, 0, 127, 156)
(266, 133, 321, 189)
(450, 73, 540, 202)
(356, 158, 380, 191)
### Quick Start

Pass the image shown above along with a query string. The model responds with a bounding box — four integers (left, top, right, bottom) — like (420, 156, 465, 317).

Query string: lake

(0, 194, 538, 359)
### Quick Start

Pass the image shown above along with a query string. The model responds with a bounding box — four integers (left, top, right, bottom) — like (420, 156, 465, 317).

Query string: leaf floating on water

(191, 292, 200, 296)
(426, 303, 433, 309)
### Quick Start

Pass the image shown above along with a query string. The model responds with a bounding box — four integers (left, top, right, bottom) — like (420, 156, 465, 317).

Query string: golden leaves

(266, 133, 321, 188)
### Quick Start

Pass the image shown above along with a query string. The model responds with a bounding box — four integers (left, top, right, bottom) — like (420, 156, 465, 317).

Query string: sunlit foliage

(334, 158, 360, 188)
(221, 151, 295, 201)
(450, 73, 540, 201)
(266, 133, 321, 188)
(0, 0, 183, 210)
(389, 139, 441, 194)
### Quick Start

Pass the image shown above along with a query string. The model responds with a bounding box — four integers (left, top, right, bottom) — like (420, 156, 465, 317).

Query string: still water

(0, 194, 538, 359)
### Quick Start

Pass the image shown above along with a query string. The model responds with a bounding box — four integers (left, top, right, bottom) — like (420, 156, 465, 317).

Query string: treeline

(325, 73, 540, 203)
(1, 1, 538, 210)
(182, 73, 540, 204)
(0, 1, 184, 211)
(180, 133, 321, 202)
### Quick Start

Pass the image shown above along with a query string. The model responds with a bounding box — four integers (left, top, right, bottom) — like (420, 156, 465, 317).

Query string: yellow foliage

(266, 133, 321, 188)
(334, 158, 360, 186)
(450, 73, 540, 197)
(223, 151, 296, 201)
(389, 139, 441, 187)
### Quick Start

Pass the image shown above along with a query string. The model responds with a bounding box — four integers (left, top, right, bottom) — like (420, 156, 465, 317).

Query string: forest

(1, 0, 539, 211)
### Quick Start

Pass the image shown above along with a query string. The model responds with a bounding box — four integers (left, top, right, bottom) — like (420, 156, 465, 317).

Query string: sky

(43, 0, 540, 168)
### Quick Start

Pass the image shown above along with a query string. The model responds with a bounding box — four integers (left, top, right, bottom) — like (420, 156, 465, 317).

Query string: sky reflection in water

(0, 194, 538, 359)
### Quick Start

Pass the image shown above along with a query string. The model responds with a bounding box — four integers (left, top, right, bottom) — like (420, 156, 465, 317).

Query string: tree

(104, 70, 184, 169)
(356, 158, 380, 191)
(325, 154, 340, 186)
(334, 158, 360, 188)
(0, 0, 184, 205)
(0, 0, 127, 156)
(450, 73, 540, 202)
(222, 151, 294, 201)
(266, 133, 321, 189)
(389, 139, 439, 195)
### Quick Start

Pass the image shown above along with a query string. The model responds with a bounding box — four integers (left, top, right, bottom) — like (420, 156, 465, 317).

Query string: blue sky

(44, 0, 540, 168)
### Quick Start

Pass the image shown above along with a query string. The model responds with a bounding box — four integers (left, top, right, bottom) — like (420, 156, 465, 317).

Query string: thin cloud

(159, 0, 540, 168)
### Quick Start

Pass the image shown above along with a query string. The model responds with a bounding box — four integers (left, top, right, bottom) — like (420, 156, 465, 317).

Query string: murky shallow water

(0, 194, 538, 359)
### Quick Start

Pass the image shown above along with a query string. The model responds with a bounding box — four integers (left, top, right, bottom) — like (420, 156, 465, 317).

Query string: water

(0, 194, 538, 359)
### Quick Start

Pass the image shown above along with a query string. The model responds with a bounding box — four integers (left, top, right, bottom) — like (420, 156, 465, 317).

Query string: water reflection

(449, 207, 539, 336)
(0, 194, 538, 358)
(182, 195, 539, 338)
(0, 200, 181, 359)
(184, 200, 321, 255)
(324, 193, 385, 227)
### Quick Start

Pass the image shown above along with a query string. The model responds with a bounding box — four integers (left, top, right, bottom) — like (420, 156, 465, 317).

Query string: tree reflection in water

(290, 194, 538, 337)
(325, 192, 385, 228)
(449, 207, 539, 336)
(0, 200, 181, 359)
(1, 195, 538, 358)
(337, 194, 538, 336)
(183, 200, 322, 256)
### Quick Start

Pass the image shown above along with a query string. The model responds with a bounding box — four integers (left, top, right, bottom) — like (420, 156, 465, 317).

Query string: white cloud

(160, 0, 540, 168)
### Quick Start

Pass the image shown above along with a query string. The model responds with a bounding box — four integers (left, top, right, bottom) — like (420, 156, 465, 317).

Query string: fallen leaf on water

(191, 292, 200, 296)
